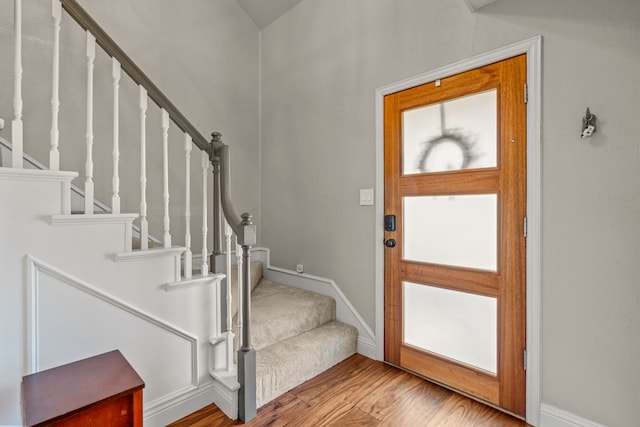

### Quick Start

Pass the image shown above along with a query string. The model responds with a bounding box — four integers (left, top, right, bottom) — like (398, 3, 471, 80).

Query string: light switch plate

(360, 188, 374, 206)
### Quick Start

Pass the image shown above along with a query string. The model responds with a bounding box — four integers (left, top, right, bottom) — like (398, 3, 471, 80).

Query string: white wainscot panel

(27, 257, 198, 415)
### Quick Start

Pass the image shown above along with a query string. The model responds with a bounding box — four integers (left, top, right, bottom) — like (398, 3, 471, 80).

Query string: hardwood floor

(169, 355, 531, 426)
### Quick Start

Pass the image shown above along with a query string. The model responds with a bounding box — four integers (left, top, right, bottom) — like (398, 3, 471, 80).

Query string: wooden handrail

(60, 0, 211, 154)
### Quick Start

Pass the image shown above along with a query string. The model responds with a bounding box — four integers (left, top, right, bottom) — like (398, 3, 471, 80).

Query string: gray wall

(259, 0, 640, 426)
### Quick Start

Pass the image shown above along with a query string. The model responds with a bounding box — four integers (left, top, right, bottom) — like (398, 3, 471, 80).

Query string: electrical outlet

(296, 264, 304, 274)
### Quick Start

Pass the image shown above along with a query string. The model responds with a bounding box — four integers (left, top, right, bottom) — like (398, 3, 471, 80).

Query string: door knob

(384, 239, 396, 248)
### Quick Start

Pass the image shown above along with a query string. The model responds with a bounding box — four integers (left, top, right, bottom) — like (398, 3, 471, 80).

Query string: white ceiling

(236, 0, 305, 30)
(237, 0, 498, 30)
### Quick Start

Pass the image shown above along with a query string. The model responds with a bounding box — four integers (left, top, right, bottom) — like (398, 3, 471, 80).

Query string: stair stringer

(250, 247, 377, 359)
(0, 168, 229, 426)
(25, 256, 199, 420)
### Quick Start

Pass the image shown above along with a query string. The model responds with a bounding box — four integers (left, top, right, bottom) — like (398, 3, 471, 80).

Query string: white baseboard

(143, 380, 237, 426)
(540, 404, 608, 427)
(357, 336, 377, 359)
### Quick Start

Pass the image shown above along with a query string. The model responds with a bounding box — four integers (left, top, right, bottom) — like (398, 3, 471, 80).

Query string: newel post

(238, 212, 256, 422)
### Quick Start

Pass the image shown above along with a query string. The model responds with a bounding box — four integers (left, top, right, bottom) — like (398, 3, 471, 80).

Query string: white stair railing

(139, 86, 149, 249)
(224, 223, 235, 372)
(12, 0, 23, 169)
(84, 32, 95, 214)
(184, 134, 193, 279)
(161, 109, 171, 248)
(235, 238, 243, 369)
(6, 0, 257, 421)
(49, 0, 61, 171)
(111, 59, 121, 214)
(201, 150, 209, 275)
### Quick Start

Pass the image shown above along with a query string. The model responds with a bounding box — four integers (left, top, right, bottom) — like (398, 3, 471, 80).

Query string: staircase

(0, 1, 361, 425)
(230, 262, 357, 407)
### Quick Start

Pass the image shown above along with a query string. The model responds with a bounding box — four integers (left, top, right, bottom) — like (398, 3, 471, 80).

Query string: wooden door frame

(374, 36, 542, 426)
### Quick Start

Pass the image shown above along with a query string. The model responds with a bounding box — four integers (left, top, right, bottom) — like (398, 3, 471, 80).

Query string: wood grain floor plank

(425, 393, 528, 427)
(356, 368, 440, 419)
(168, 403, 240, 427)
(290, 354, 378, 406)
(329, 407, 381, 426)
(293, 359, 399, 411)
(245, 393, 311, 427)
(285, 398, 356, 426)
(168, 354, 531, 427)
(374, 375, 454, 427)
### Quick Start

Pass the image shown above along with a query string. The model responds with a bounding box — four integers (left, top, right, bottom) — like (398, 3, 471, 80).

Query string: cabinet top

(22, 350, 145, 426)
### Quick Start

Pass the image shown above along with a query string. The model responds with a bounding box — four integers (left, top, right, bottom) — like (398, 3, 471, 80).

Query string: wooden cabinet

(22, 350, 145, 427)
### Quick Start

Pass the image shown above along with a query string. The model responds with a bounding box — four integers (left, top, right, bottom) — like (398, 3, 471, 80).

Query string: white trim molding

(113, 246, 186, 262)
(374, 36, 542, 426)
(25, 255, 201, 418)
(540, 404, 608, 427)
(163, 273, 226, 291)
(50, 213, 138, 226)
(0, 166, 77, 182)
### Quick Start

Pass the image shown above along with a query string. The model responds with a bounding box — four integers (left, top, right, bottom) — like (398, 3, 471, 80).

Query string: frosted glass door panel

(403, 281, 497, 373)
(403, 195, 497, 271)
(403, 90, 497, 174)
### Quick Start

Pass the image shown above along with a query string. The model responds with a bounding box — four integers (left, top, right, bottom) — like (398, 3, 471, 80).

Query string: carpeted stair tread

(256, 320, 357, 407)
(247, 279, 336, 351)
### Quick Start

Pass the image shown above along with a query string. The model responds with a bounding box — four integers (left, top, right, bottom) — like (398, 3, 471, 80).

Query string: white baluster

(139, 87, 148, 249)
(49, 0, 61, 171)
(12, 0, 23, 168)
(161, 109, 171, 248)
(201, 151, 209, 276)
(236, 239, 243, 355)
(184, 134, 192, 279)
(84, 32, 96, 214)
(111, 59, 121, 213)
(225, 222, 234, 371)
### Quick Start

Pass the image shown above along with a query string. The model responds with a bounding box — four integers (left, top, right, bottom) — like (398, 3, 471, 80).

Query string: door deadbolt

(384, 215, 396, 231)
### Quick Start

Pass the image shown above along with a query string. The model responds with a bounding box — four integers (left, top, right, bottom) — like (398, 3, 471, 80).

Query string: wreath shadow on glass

(415, 131, 480, 173)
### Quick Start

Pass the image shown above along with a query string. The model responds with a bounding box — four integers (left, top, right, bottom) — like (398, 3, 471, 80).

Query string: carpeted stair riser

(256, 320, 357, 407)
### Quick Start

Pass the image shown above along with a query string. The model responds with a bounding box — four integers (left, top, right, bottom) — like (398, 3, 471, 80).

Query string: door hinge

(524, 83, 528, 104)
(523, 216, 528, 238)
(524, 349, 528, 370)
